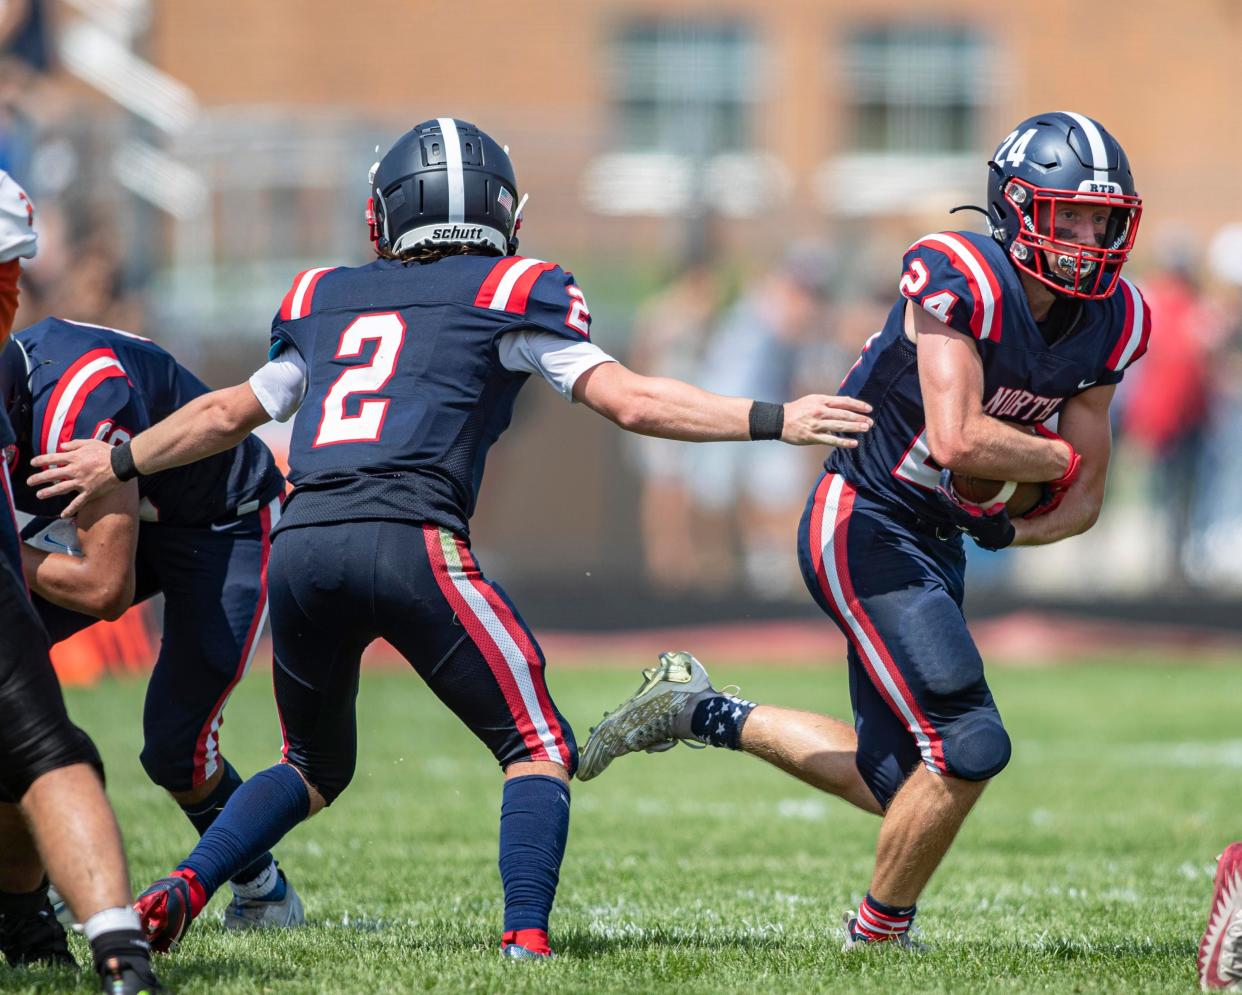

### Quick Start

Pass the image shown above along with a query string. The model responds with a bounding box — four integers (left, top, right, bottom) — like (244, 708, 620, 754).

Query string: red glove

(1022, 424, 1082, 519)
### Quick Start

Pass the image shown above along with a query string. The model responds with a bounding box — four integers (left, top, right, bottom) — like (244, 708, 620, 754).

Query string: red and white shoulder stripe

(278, 266, 338, 321)
(908, 233, 1003, 342)
(40, 348, 129, 455)
(473, 256, 557, 315)
(1106, 278, 1151, 372)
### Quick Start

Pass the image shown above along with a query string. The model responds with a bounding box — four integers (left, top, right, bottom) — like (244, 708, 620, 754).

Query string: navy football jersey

(270, 255, 592, 537)
(8, 319, 284, 524)
(826, 230, 1151, 525)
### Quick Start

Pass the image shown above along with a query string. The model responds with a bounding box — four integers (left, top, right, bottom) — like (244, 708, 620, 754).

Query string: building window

(842, 25, 992, 156)
(585, 20, 786, 217)
(610, 20, 758, 156)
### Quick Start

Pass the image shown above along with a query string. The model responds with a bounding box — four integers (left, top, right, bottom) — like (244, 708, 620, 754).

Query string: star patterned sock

(689, 693, 757, 749)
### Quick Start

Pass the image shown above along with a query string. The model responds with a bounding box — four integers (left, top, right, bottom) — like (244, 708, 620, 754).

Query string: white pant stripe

(438, 530, 562, 765)
(818, 475, 937, 769)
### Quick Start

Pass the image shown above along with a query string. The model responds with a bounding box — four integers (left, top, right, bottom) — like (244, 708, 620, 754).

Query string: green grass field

(4, 655, 1237, 993)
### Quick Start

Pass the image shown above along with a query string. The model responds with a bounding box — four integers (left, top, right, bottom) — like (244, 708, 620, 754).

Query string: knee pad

(939, 710, 1011, 781)
(286, 753, 352, 807)
(138, 742, 186, 793)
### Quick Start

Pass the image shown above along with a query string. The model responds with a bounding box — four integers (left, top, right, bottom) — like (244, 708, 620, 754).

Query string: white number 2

(313, 312, 406, 447)
(564, 285, 590, 336)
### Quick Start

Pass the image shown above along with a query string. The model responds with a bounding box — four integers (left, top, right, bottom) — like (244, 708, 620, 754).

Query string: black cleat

(95, 952, 168, 994)
(0, 891, 76, 968)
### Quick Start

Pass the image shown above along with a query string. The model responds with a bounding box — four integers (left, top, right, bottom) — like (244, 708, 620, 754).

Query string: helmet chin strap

(508, 193, 529, 255)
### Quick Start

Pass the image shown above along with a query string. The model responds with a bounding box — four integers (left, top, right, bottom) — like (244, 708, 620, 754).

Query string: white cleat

(841, 910, 925, 953)
(577, 651, 713, 782)
(223, 873, 305, 931)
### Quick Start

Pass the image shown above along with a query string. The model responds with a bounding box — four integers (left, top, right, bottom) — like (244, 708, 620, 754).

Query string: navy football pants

(0, 463, 101, 803)
(797, 473, 1011, 809)
(266, 520, 576, 804)
(33, 499, 278, 793)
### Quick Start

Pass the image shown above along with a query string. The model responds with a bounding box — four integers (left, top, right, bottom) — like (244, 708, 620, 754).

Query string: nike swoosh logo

(209, 520, 243, 533)
(1077, 378, 1098, 390)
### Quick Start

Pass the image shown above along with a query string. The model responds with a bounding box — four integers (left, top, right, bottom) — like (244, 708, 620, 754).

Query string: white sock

(83, 905, 140, 941)
(230, 860, 278, 900)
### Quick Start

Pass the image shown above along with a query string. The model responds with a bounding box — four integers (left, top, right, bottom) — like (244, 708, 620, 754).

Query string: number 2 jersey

(7, 318, 284, 523)
(826, 229, 1151, 525)
(264, 254, 604, 539)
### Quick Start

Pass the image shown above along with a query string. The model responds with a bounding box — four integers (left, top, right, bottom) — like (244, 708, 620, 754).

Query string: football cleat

(500, 928, 553, 959)
(134, 870, 205, 953)
(501, 943, 552, 960)
(1199, 842, 1242, 989)
(95, 952, 167, 994)
(223, 872, 304, 931)
(577, 651, 712, 781)
(841, 910, 923, 952)
(0, 892, 75, 968)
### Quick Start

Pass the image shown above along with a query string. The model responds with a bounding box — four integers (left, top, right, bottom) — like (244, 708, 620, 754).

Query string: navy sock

(179, 763, 309, 899)
(179, 760, 276, 885)
(498, 775, 570, 933)
(691, 694, 757, 749)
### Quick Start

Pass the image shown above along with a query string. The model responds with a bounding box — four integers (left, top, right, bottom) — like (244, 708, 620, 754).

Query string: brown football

(949, 475, 1045, 517)
(950, 424, 1045, 517)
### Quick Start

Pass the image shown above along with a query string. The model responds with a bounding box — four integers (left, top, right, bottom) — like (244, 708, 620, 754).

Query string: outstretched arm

(1011, 385, 1113, 546)
(572, 361, 872, 446)
(29, 382, 271, 518)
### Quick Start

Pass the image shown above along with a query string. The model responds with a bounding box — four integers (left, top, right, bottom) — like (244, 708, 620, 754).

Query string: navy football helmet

(985, 111, 1141, 299)
(365, 118, 524, 258)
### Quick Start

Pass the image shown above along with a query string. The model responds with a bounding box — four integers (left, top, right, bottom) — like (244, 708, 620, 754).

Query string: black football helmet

(365, 118, 524, 258)
(985, 111, 1141, 299)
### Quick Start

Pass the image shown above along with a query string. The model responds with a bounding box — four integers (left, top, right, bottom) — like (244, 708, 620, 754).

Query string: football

(950, 474, 1045, 517)
(950, 423, 1046, 517)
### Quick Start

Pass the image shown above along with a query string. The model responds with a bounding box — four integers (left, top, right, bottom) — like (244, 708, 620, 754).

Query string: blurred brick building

(12, 0, 1240, 594)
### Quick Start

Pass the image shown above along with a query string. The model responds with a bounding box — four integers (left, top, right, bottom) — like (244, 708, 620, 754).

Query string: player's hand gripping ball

(935, 468, 1016, 551)
(948, 423, 1048, 518)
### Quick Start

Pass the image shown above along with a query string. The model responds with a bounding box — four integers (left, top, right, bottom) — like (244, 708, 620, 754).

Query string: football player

(577, 111, 1149, 947)
(1200, 842, 1242, 989)
(0, 317, 304, 932)
(0, 175, 166, 992)
(28, 117, 872, 958)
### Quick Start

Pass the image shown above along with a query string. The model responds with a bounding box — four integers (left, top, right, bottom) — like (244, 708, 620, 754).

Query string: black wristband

(748, 400, 784, 441)
(110, 440, 138, 482)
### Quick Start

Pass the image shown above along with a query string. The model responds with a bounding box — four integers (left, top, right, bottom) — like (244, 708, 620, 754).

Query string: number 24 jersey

(825, 229, 1151, 526)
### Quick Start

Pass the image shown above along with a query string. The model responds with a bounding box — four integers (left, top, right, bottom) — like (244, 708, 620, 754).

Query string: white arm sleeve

(247, 346, 309, 422)
(498, 329, 616, 402)
(0, 172, 36, 262)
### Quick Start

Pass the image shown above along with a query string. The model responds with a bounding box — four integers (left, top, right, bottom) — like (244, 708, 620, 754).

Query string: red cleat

(134, 869, 207, 953)
(1200, 843, 1242, 990)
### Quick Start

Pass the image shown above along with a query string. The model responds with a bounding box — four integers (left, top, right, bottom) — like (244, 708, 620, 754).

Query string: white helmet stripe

(438, 117, 465, 222)
(1060, 111, 1110, 184)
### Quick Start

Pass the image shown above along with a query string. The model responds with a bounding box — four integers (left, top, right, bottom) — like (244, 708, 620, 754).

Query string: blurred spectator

(625, 250, 724, 591)
(1183, 224, 1242, 586)
(687, 241, 840, 597)
(1118, 240, 1221, 584)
